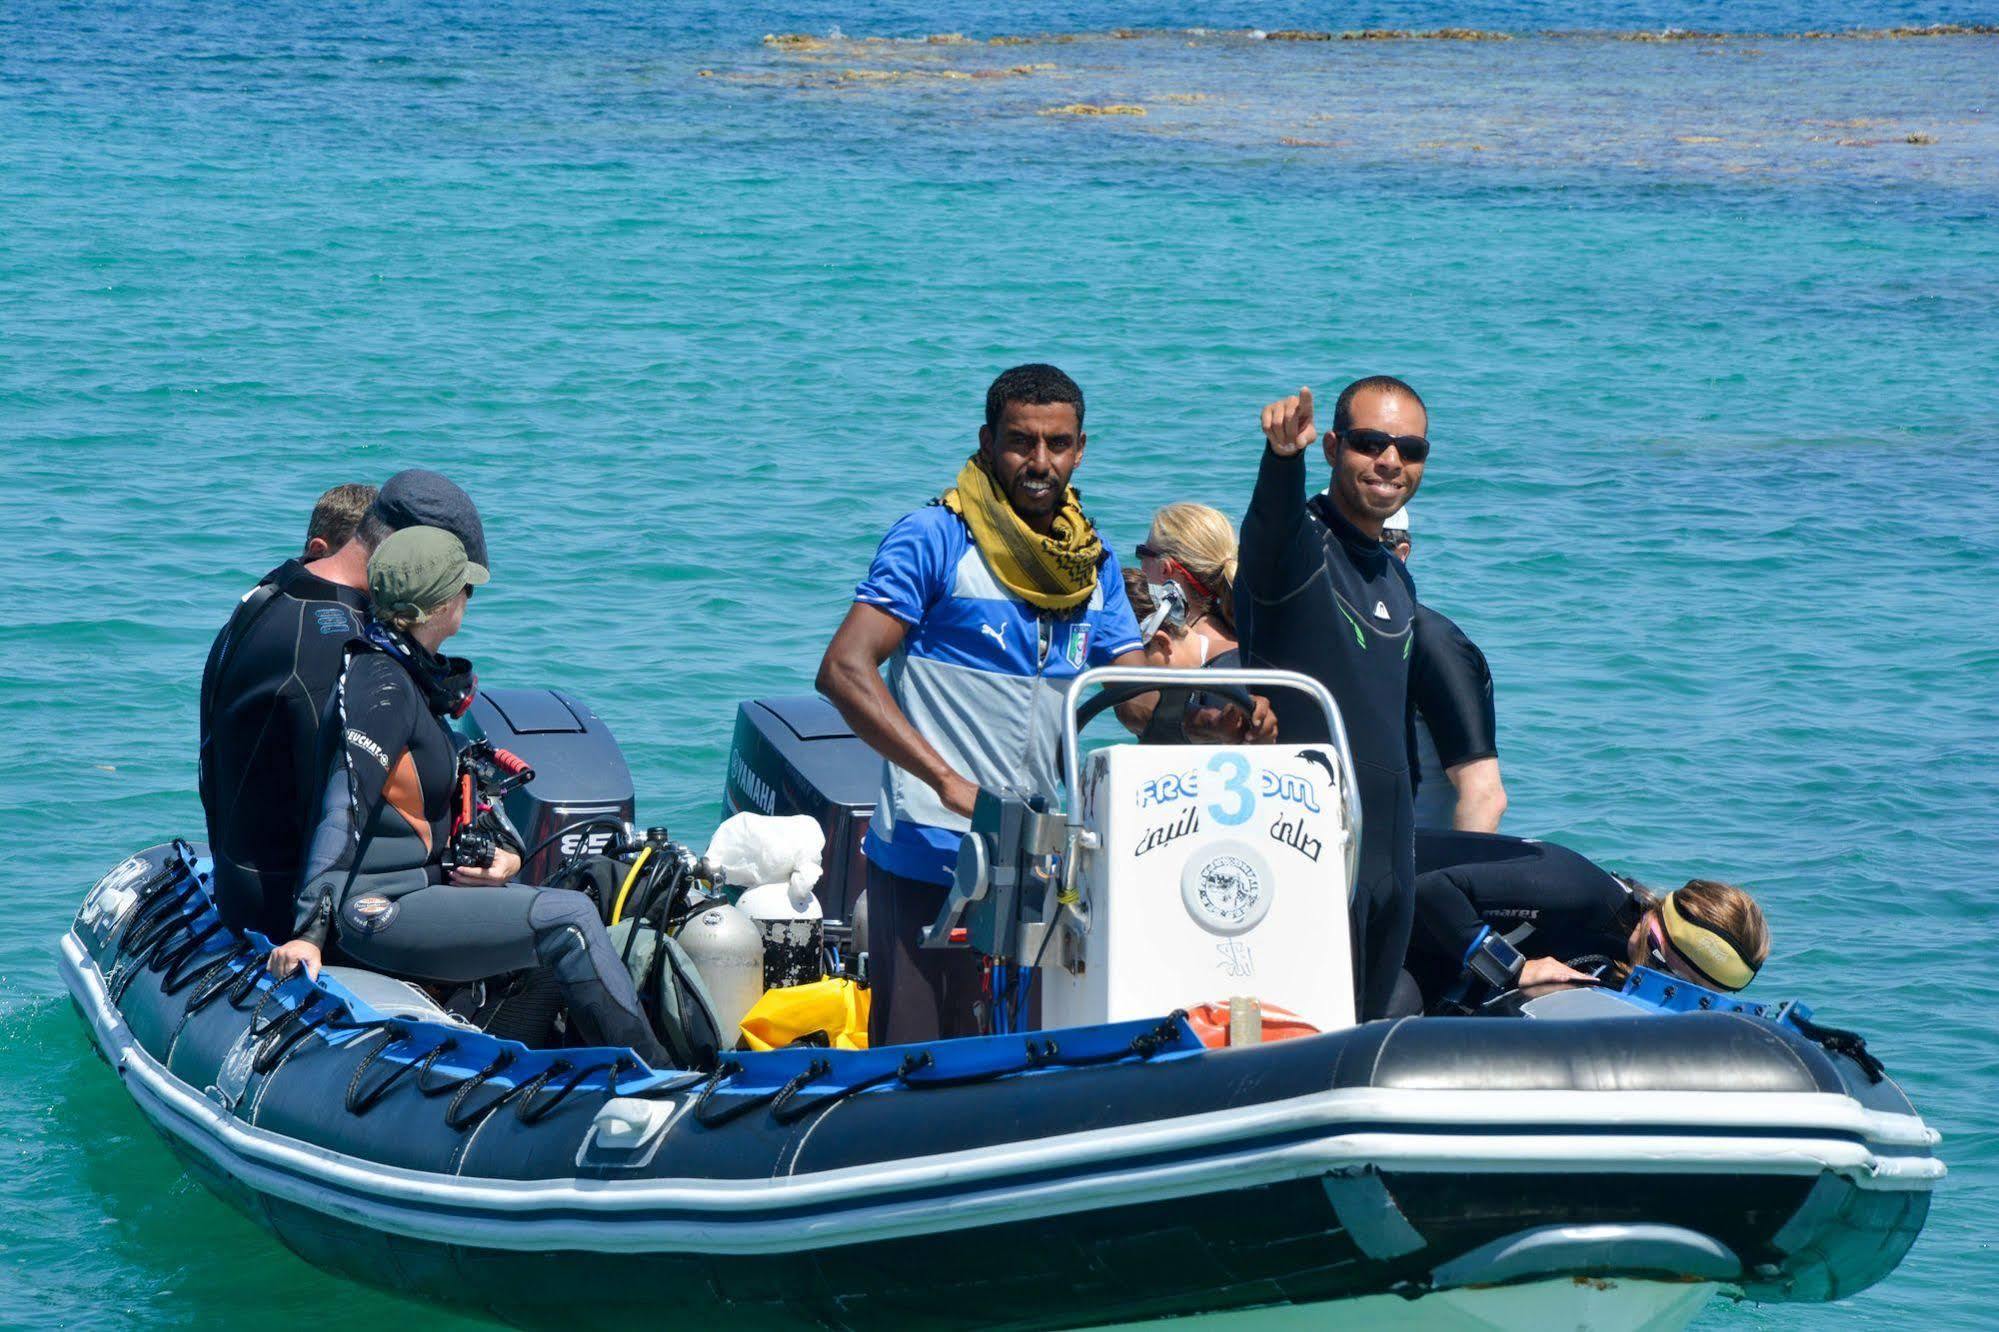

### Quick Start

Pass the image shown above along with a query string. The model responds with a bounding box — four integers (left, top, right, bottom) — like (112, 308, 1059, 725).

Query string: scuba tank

(736, 880, 824, 989)
(676, 903, 767, 1042)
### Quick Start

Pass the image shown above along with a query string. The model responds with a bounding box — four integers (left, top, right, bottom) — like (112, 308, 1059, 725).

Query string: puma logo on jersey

(1372, 600, 1390, 620)
(981, 622, 1009, 649)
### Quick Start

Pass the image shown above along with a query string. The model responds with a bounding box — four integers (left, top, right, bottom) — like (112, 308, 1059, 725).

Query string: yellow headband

(1660, 892, 1756, 991)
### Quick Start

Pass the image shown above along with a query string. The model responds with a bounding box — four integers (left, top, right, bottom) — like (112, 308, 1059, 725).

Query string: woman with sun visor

(1405, 829, 1771, 1009)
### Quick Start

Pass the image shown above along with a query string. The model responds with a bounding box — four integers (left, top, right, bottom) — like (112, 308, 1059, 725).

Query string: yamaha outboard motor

(461, 688, 635, 884)
(722, 698, 876, 929)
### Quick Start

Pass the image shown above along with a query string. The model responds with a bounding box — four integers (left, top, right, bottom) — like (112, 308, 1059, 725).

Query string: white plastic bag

(703, 812, 825, 916)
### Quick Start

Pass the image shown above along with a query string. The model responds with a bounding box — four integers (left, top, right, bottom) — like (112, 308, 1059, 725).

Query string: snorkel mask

(1138, 579, 1188, 642)
(1653, 891, 1759, 992)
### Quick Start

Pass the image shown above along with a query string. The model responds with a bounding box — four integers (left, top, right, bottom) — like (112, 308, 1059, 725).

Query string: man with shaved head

(1239, 376, 1429, 1020)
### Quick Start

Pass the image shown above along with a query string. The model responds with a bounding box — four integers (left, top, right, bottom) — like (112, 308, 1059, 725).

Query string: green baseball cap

(368, 525, 490, 622)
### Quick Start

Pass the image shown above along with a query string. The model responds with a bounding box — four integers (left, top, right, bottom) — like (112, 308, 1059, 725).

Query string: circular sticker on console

(1180, 841, 1274, 936)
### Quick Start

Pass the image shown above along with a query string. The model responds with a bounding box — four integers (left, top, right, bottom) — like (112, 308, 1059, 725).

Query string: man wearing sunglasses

(1239, 376, 1428, 1021)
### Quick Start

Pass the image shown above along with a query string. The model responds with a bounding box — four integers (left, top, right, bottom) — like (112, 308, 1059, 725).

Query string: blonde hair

(1146, 503, 1238, 632)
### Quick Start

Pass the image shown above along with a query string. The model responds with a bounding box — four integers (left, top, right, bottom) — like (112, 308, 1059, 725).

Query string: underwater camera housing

(460, 688, 635, 885)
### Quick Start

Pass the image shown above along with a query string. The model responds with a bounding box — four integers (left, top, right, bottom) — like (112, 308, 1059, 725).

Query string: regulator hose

(609, 847, 653, 926)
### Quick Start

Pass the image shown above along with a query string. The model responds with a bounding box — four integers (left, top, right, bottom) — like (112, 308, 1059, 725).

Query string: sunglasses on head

(1337, 427, 1431, 464)
(1135, 543, 1218, 601)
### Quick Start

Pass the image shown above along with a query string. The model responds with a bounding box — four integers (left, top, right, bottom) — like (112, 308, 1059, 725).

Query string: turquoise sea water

(3, 3, 1996, 1326)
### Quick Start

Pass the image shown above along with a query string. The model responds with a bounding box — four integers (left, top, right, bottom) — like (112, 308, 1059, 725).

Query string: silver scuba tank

(675, 903, 766, 1040)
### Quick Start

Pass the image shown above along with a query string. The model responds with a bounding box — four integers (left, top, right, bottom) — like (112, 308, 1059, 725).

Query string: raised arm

(1239, 387, 1318, 594)
(817, 603, 980, 819)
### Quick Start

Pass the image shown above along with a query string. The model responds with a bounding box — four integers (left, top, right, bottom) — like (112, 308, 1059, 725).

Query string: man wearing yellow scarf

(818, 364, 1149, 1046)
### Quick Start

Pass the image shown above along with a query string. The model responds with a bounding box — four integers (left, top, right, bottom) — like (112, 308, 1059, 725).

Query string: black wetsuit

(199, 560, 369, 940)
(1238, 447, 1417, 1020)
(1407, 605, 1498, 828)
(298, 627, 669, 1065)
(1407, 829, 1648, 1006)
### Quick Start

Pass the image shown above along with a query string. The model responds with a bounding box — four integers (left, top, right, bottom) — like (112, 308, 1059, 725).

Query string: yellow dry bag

(738, 977, 871, 1052)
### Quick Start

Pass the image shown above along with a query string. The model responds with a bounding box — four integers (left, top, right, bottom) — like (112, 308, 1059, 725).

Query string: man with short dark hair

(301, 483, 378, 561)
(1384, 509, 1507, 832)
(818, 364, 1147, 1044)
(1239, 376, 1428, 1020)
(200, 469, 489, 940)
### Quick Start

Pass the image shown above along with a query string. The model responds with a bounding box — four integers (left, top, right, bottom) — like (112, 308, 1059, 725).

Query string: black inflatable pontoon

(63, 836, 1938, 1330)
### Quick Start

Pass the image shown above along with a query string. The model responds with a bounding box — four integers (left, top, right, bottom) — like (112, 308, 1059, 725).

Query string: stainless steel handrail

(1058, 666, 1364, 895)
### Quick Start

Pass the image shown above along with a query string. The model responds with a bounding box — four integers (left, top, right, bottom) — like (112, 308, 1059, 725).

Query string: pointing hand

(1259, 386, 1317, 457)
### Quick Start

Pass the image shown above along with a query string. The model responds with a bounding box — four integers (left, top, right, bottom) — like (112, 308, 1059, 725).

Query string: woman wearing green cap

(267, 526, 670, 1066)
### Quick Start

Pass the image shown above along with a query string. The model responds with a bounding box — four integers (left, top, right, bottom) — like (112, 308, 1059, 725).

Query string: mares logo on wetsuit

(343, 894, 400, 936)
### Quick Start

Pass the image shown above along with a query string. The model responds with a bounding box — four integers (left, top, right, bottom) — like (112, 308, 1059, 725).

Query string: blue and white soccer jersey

(855, 505, 1144, 886)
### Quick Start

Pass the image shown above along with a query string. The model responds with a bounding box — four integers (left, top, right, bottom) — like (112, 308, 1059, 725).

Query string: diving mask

(1138, 579, 1188, 642)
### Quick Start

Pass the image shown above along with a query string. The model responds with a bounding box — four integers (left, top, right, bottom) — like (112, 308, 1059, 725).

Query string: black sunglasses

(1338, 427, 1431, 464)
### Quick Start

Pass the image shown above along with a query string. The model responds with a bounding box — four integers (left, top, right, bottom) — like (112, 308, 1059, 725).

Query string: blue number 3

(1204, 752, 1255, 826)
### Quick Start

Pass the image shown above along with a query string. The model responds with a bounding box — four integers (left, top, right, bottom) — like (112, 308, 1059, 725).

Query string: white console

(1041, 736, 1358, 1034)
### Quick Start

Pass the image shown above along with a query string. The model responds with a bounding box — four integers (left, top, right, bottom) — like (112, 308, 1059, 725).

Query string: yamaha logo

(1180, 842, 1274, 937)
(730, 752, 778, 815)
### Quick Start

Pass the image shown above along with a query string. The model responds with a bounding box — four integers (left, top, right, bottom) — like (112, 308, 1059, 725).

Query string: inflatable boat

(60, 670, 1940, 1330)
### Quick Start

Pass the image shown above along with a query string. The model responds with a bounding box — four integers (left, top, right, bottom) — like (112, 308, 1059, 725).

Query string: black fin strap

(443, 1052, 523, 1132)
(688, 1061, 746, 1127)
(184, 946, 259, 1014)
(409, 1038, 467, 1096)
(224, 959, 268, 1011)
(117, 880, 202, 962)
(113, 863, 195, 952)
(251, 997, 348, 1076)
(519, 1056, 627, 1120)
(166, 936, 254, 1001)
(343, 1025, 420, 1114)
(772, 1059, 899, 1126)
(765, 1060, 833, 1120)
(695, 1064, 819, 1130)
(153, 921, 229, 990)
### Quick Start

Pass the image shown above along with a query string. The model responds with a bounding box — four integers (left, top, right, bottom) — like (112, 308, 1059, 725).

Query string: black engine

(460, 688, 635, 884)
(721, 696, 876, 926)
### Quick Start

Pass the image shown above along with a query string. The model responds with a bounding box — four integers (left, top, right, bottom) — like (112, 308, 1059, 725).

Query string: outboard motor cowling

(461, 688, 635, 884)
(722, 698, 877, 926)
